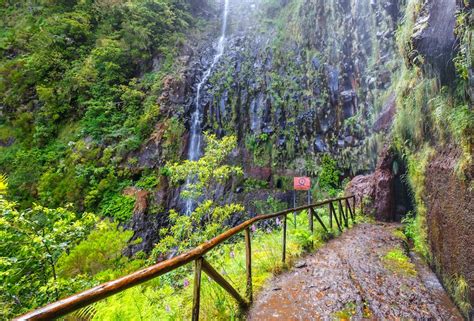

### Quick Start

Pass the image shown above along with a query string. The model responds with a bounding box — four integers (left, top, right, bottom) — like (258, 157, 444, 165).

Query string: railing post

(201, 259, 248, 309)
(245, 227, 252, 302)
(328, 203, 333, 230)
(345, 199, 354, 222)
(352, 196, 356, 221)
(338, 200, 344, 229)
(309, 207, 314, 248)
(338, 199, 348, 228)
(330, 202, 342, 232)
(339, 199, 350, 228)
(282, 214, 287, 263)
(352, 196, 355, 213)
(311, 207, 328, 233)
(346, 199, 351, 224)
(192, 258, 203, 321)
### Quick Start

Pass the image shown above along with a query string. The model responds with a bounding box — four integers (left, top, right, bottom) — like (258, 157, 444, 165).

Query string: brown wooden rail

(15, 195, 361, 321)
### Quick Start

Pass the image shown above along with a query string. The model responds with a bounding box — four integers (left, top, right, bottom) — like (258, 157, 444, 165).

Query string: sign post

(293, 177, 311, 227)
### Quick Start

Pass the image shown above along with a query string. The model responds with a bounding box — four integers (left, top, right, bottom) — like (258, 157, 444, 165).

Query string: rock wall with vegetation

(389, 0, 474, 315)
(203, 0, 400, 175)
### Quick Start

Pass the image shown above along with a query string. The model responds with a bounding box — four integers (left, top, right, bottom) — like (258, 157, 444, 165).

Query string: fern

(0, 174, 7, 196)
(70, 304, 97, 321)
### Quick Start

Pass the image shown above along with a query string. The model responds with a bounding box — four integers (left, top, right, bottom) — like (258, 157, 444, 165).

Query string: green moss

(382, 248, 417, 277)
(393, 0, 473, 180)
(391, 1, 472, 265)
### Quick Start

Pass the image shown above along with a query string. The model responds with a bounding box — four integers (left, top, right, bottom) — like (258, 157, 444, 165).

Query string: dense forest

(1, 0, 473, 320)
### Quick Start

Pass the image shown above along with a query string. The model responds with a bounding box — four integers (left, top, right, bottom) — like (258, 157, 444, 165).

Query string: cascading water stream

(184, 0, 230, 215)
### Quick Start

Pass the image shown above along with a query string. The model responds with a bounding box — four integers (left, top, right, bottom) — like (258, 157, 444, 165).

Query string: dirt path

(247, 223, 463, 320)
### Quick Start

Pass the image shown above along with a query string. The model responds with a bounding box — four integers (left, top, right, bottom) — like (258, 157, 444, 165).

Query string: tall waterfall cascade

(184, 0, 230, 215)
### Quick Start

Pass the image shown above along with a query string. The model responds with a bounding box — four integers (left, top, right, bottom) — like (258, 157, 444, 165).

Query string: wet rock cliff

(126, 0, 402, 254)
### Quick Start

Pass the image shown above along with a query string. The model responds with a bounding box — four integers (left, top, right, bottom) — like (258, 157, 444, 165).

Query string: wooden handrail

(15, 195, 358, 321)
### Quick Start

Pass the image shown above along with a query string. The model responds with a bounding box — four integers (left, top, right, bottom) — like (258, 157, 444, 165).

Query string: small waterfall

(185, 0, 230, 214)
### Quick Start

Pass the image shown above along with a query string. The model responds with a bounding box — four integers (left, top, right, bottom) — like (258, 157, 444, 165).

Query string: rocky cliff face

(200, 0, 400, 175)
(140, 0, 403, 177)
(125, 0, 403, 254)
(424, 146, 474, 306)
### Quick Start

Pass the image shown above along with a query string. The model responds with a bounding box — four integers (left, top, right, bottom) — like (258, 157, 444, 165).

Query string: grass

(398, 146, 434, 260)
(392, 228, 407, 242)
(446, 275, 473, 318)
(84, 207, 364, 320)
(382, 248, 417, 277)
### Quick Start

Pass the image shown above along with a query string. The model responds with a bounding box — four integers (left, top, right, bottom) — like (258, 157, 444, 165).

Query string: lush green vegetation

(0, 0, 194, 212)
(1, 0, 472, 319)
(1, 4, 201, 315)
(0, 175, 97, 317)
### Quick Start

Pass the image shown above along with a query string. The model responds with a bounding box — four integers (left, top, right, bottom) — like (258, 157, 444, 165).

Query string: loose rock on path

(247, 223, 463, 320)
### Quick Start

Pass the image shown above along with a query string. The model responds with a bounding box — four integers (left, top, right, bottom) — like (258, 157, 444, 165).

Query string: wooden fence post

(347, 197, 356, 223)
(309, 208, 314, 248)
(201, 260, 248, 309)
(338, 199, 348, 228)
(192, 258, 203, 321)
(311, 207, 328, 233)
(245, 228, 252, 302)
(330, 202, 342, 232)
(282, 214, 287, 263)
(328, 203, 333, 230)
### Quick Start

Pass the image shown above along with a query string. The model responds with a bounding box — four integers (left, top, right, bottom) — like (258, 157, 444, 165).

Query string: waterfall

(185, 0, 230, 215)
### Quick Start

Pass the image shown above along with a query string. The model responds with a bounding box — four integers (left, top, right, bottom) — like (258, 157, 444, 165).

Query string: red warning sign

(294, 177, 311, 191)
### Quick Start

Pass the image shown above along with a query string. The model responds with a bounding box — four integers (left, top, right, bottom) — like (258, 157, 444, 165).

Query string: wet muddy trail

(247, 223, 463, 320)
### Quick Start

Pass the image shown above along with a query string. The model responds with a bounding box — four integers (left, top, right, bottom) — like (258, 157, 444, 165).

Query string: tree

(168, 133, 243, 202)
(152, 134, 244, 259)
(0, 175, 97, 318)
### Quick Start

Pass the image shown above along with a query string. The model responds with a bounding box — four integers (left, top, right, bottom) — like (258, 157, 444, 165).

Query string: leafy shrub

(57, 220, 134, 278)
(153, 134, 244, 259)
(100, 194, 135, 222)
(244, 178, 269, 191)
(0, 181, 97, 318)
(317, 154, 342, 197)
(253, 196, 287, 214)
(135, 174, 159, 190)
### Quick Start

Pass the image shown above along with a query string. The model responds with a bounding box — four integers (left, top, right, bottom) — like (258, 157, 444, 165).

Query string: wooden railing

(16, 195, 362, 321)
